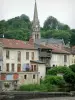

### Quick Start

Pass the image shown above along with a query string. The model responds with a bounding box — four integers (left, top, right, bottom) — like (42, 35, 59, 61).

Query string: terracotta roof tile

(47, 44, 70, 54)
(0, 38, 35, 49)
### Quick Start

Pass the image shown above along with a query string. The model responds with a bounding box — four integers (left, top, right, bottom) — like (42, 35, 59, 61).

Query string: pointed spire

(33, 0, 38, 22)
(32, 0, 41, 41)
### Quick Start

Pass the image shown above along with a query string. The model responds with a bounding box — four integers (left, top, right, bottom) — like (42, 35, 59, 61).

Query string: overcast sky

(0, 0, 75, 28)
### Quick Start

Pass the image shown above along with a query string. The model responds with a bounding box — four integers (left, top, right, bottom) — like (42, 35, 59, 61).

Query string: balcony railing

(39, 52, 52, 57)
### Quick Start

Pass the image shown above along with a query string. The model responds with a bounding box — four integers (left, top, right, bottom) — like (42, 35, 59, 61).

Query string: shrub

(19, 83, 58, 92)
(19, 84, 47, 92)
(63, 70, 75, 86)
(44, 75, 65, 87)
(69, 64, 75, 73)
(47, 66, 71, 75)
(47, 66, 75, 86)
(47, 67, 58, 75)
(45, 83, 58, 92)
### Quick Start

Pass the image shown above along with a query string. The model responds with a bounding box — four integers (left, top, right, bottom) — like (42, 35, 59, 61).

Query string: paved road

(30, 97, 75, 100)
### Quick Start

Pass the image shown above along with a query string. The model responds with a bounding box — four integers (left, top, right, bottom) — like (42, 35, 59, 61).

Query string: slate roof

(35, 38, 65, 45)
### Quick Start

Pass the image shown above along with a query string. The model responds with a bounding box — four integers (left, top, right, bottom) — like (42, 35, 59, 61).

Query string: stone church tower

(32, 0, 41, 42)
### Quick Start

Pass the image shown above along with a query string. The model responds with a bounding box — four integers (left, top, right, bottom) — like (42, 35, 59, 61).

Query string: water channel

(30, 97, 75, 100)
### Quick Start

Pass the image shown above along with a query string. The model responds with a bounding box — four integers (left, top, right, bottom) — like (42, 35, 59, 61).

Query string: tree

(0, 14, 32, 41)
(63, 24, 70, 30)
(70, 29, 75, 46)
(52, 30, 71, 44)
(43, 16, 58, 30)
(0, 20, 7, 34)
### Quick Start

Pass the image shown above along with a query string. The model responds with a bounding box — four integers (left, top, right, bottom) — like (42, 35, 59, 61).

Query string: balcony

(39, 52, 52, 58)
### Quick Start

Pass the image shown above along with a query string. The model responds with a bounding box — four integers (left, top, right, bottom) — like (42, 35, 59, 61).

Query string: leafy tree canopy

(0, 15, 75, 45)
(0, 14, 31, 41)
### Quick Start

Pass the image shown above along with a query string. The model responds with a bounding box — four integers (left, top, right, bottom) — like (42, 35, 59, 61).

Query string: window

(0, 66, 1, 71)
(24, 75, 27, 79)
(11, 64, 14, 72)
(34, 65, 37, 71)
(26, 52, 29, 60)
(6, 63, 9, 71)
(31, 65, 37, 71)
(31, 65, 34, 71)
(64, 55, 67, 62)
(35, 34, 36, 39)
(18, 51, 21, 62)
(31, 52, 34, 60)
(33, 74, 35, 79)
(17, 64, 21, 72)
(37, 34, 39, 39)
(6, 50, 9, 59)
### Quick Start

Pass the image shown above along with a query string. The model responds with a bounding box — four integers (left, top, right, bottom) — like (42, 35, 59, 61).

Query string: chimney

(28, 36, 34, 45)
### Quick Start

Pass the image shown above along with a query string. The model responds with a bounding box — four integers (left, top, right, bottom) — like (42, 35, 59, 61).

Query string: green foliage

(42, 16, 71, 44)
(47, 67, 58, 75)
(0, 14, 31, 40)
(41, 29, 71, 44)
(52, 30, 71, 44)
(47, 66, 75, 85)
(44, 75, 65, 87)
(43, 16, 70, 30)
(0, 15, 74, 45)
(43, 16, 58, 30)
(70, 29, 75, 46)
(47, 66, 71, 75)
(69, 64, 75, 73)
(19, 84, 46, 91)
(63, 70, 75, 85)
(19, 84, 57, 92)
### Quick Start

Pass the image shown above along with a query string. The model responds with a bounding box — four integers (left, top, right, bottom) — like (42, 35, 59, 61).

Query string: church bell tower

(32, 0, 41, 42)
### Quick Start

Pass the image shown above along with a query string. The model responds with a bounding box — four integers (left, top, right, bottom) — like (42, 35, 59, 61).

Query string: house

(69, 46, 75, 65)
(47, 44, 70, 67)
(0, 38, 47, 90)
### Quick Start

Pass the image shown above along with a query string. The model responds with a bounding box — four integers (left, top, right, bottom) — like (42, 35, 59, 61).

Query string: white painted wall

(50, 53, 70, 67)
(3, 49, 39, 72)
(69, 54, 75, 65)
(38, 64, 46, 79)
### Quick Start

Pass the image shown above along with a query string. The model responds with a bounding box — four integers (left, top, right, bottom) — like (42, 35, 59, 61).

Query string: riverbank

(30, 97, 75, 100)
(0, 91, 75, 100)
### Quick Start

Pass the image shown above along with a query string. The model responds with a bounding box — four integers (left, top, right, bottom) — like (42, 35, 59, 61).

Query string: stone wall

(0, 91, 75, 100)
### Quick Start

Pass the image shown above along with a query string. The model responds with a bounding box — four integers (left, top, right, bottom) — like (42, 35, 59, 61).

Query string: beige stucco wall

(69, 54, 75, 65)
(50, 53, 70, 67)
(2, 49, 39, 72)
(38, 64, 46, 79)
(18, 72, 40, 85)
